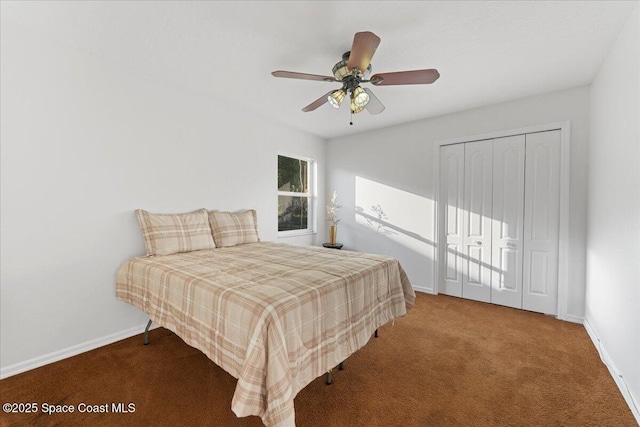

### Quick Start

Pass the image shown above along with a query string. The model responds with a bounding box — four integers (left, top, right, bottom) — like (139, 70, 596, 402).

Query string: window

(278, 154, 315, 234)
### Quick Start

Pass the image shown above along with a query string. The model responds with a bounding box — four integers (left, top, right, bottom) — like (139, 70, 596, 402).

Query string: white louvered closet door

(522, 131, 561, 315)
(490, 135, 526, 309)
(461, 140, 493, 303)
(439, 144, 465, 297)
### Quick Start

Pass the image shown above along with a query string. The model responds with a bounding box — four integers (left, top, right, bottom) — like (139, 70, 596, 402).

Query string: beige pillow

(208, 210, 260, 248)
(135, 208, 215, 256)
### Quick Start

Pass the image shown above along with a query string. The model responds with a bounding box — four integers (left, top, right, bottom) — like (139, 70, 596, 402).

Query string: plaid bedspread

(116, 242, 415, 426)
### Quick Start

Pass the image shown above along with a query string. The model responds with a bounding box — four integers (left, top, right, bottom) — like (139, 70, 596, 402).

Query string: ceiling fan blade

(302, 91, 334, 112)
(272, 70, 337, 82)
(364, 88, 385, 115)
(370, 69, 440, 86)
(347, 31, 381, 73)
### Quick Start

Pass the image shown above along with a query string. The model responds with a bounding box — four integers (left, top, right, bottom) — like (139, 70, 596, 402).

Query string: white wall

(0, 20, 326, 374)
(326, 86, 590, 319)
(586, 4, 640, 422)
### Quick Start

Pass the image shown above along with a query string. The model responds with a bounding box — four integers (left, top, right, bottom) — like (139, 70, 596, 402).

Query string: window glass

(278, 155, 313, 233)
(278, 156, 309, 193)
(278, 195, 309, 231)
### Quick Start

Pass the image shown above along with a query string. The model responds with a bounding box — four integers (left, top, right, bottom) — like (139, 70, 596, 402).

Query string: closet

(438, 130, 560, 315)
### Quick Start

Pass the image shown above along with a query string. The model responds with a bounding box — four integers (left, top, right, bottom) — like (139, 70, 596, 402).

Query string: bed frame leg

(143, 319, 152, 345)
(326, 370, 332, 385)
(338, 362, 344, 370)
(375, 328, 378, 338)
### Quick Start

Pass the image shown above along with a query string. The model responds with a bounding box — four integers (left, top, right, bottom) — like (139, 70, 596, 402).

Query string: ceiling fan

(272, 31, 440, 124)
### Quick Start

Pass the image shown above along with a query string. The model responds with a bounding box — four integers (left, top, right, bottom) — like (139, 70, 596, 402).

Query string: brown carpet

(1, 293, 636, 427)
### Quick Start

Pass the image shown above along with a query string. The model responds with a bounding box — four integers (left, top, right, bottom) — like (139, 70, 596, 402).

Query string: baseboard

(0, 321, 159, 380)
(412, 285, 435, 295)
(564, 314, 584, 324)
(583, 319, 640, 425)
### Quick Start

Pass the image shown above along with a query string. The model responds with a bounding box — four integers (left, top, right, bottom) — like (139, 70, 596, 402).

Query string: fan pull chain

(350, 109, 354, 126)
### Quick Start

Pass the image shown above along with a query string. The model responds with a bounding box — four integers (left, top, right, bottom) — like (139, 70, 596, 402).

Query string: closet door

(522, 131, 561, 315)
(490, 135, 526, 308)
(462, 140, 493, 303)
(439, 144, 465, 297)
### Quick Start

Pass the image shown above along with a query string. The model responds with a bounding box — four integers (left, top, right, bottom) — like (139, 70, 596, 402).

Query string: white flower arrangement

(326, 191, 342, 226)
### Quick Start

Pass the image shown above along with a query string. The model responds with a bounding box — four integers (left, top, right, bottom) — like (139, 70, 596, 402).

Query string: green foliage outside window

(278, 155, 309, 193)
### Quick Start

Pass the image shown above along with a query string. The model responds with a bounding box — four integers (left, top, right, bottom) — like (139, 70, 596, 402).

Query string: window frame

(277, 153, 317, 237)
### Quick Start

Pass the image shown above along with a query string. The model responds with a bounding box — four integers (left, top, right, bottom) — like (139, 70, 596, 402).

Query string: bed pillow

(208, 210, 260, 248)
(135, 208, 216, 256)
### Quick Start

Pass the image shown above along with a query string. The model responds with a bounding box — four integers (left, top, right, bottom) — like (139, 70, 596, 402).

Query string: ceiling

(1, 1, 637, 139)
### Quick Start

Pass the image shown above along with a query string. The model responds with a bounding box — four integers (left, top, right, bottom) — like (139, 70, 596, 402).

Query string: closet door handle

(475, 240, 483, 245)
(506, 242, 517, 248)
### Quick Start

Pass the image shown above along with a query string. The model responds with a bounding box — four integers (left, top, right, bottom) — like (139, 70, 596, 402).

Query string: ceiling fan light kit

(352, 86, 370, 108)
(328, 89, 346, 109)
(272, 31, 440, 125)
(350, 98, 365, 114)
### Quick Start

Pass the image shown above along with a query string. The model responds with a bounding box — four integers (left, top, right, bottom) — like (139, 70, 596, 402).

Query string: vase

(329, 225, 337, 245)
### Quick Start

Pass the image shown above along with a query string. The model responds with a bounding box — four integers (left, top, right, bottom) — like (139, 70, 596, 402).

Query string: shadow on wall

(354, 201, 505, 279)
(352, 175, 510, 285)
(354, 176, 434, 255)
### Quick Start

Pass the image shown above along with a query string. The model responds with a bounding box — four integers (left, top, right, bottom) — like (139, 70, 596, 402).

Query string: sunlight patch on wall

(355, 176, 434, 254)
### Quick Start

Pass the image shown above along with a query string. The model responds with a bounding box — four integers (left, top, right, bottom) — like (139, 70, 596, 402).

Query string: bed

(116, 210, 415, 427)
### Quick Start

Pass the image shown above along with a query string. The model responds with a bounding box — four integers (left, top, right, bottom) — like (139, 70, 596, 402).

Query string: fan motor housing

(333, 51, 372, 84)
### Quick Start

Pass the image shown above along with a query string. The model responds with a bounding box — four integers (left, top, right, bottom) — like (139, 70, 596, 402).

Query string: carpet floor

(1, 292, 636, 426)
